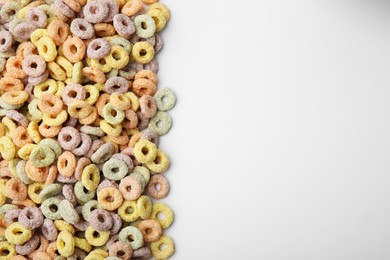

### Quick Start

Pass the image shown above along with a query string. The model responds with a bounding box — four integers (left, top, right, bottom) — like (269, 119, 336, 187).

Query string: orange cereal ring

(128, 132, 143, 147)
(132, 78, 157, 97)
(1, 90, 29, 105)
(62, 36, 86, 63)
(68, 100, 93, 119)
(135, 70, 158, 85)
(38, 93, 64, 115)
(16, 42, 38, 58)
(45, 165, 58, 185)
(11, 126, 32, 147)
(78, 106, 98, 125)
(25, 160, 49, 182)
(0, 217, 8, 236)
(5, 56, 27, 79)
(57, 151, 76, 177)
(81, 67, 106, 84)
(50, 4, 69, 22)
(109, 130, 129, 145)
(97, 187, 123, 211)
(47, 19, 70, 46)
(95, 93, 110, 117)
(46, 241, 57, 259)
(0, 76, 23, 92)
(38, 123, 61, 138)
(12, 198, 36, 208)
(121, 0, 143, 16)
(5, 178, 27, 201)
(93, 23, 116, 37)
(0, 160, 12, 178)
(63, 0, 81, 12)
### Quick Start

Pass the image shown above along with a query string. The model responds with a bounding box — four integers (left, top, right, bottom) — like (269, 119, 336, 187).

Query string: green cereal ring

(28, 99, 43, 120)
(30, 145, 55, 167)
(107, 37, 132, 53)
(9, 17, 23, 34)
(40, 196, 62, 220)
(39, 183, 63, 201)
(0, 2, 22, 22)
(0, 48, 16, 58)
(82, 200, 100, 221)
(0, 204, 18, 216)
(74, 181, 96, 204)
(102, 103, 125, 125)
(80, 125, 105, 137)
(0, 97, 22, 110)
(148, 111, 172, 136)
(59, 200, 80, 225)
(106, 69, 118, 79)
(102, 158, 128, 181)
(118, 68, 136, 80)
(72, 61, 83, 84)
(134, 15, 156, 39)
(131, 166, 150, 183)
(119, 226, 143, 250)
(16, 160, 33, 185)
(39, 138, 62, 159)
(154, 87, 176, 112)
(8, 159, 20, 178)
(38, 4, 55, 18)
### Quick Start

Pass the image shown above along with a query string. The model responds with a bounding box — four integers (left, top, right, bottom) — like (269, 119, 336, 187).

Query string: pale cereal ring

(0, 30, 13, 52)
(83, 0, 108, 23)
(62, 36, 86, 63)
(57, 151, 77, 177)
(113, 14, 135, 38)
(38, 93, 63, 115)
(62, 83, 86, 105)
(70, 18, 94, 39)
(121, 0, 143, 17)
(94, 23, 116, 37)
(86, 38, 110, 59)
(138, 219, 162, 242)
(22, 54, 46, 77)
(58, 127, 81, 151)
(26, 8, 47, 28)
(47, 19, 70, 46)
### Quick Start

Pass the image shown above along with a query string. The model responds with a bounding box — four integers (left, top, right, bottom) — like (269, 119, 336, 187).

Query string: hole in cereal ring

(161, 96, 168, 103)
(141, 147, 149, 155)
(117, 250, 125, 257)
(79, 25, 86, 31)
(33, 15, 39, 21)
(89, 6, 97, 14)
(31, 62, 37, 69)
(98, 58, 106, 65)
(49, 204, 58, 212)
(112, 51, 121, 60)
(112, 167, 119, 173)
(42, 45, 48, 53)
(0, 39, 5, 45)
(159, 243, 166, 251)
(64, 135, 72, 142)
(125, 207, 134, 214)
(154, 155, 161, 164)
(127, 234, 134, 242)
(97, 215, 104, 223)
(70, 45, 77, 54)
(156, 120, 163, 128)
(12, 229, 23, 235)
(106, 196, 114, 202)
(110, 109, 117, 117)
(145, 228, 152, 234)
(155, 183, 161, 191)
(7, 10, 15, 16)
(68, 90, 77, 98)
(141, 22, 147, 29)
(157, 212, 164, 220)
(126, 186, 132, 192)
(93, 230, 100, 238)
(139, 49, 147, 56)
(83, 186, 89, 193)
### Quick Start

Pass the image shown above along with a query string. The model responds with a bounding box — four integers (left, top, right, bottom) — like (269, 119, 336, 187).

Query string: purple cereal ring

(142, 58, 159, 73)
(75, 157, 91, 181)
(58, 126, 81, 150)
(26, 8, 47, 28)
(56, 174, 78, 183)
(109, 241, 132, 260)
(96, 179, 118, 194)
(4, 209, 21, 225)
(121, 147, 141, 166)
(83, 0, 108, 23)
(0, 30, 13, 52)
(73, 220, 89, 231)
(86, 38, 110, 59)
(18, 207, 44, 229)
(89, 209, 113, 231)
(13, 22, 37, 41)
(41, 218, 58, 241)
(16, 234, 40, 255)
(22, 54, 46, 77)
(62, 84, 86, 105)
(63, 184, 77, 206)
(28, 70, 48, 85)
(102, 0, 119, 22)
(137, 111, 149, 130)
(6, 110, 29, 127)
(24, 83, 35, 102)
(133, 247, 152, 259)
(70, 18, 94, 39)
(54, 0, 75, 18)
(71, 132, 92, 156)
(106, 234, 119, 248)
(113, 14, 135, 38)
(104, 76, 129, 94)
(130, 34, 155, 46)
(110, 213, 122, 235)
(64, 116, 78, 127)
(85, 139, 104, 158)
(142, 128, 159, 146)
(154, 34, 163, 53)
(112, 153, 133, 171)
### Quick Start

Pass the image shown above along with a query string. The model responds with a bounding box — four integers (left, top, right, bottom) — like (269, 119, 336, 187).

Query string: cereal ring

(46, 165, 59, 185)
(83, 0, 108, 23)
(136, 111, 149, 131)
(121, 0, 143, 17)
(0, 77, 23, 92)
(110, 213, 122, 235)
(63, 0, 82, 12)
(5, 178, 27, 201)
(150, 235, 174, 259)
(58, 127, 81, 151)
(30, 145, 55, 167)
(15, 234, 39, 255)
(28, 70, 49, 85)
(91, 142, 115, 164)
(74, 181, 95, 204)
(117, 200, 138, 222)
(26, 8, 47, 28)
(74, 237, 91, 253)
(150, 202, 173, 229)
(5, 222, 32, 245)
(148, 111, 172, 136)
(104, 76, 129, 94)
(62, 83, 86, 105)
(62, 36, 85, 63)
(5, 209, 21, 226)
(138, 219, 162, 242)
(86, 38, 110, 59)
(27, 182, 45, 204)
(132, 78, 156, 97)
(136, 195, 152, 219)
(41, 196, 62, 220)
(22, 54, 46, 77)
(81, 164, 100, 191)
(47, 19, 70, 46)
(18, 207, 43, 229)
(96, 179, 118, 194)
(134, 138, 157, 163)
(102, 158, 128, 181)
(119, 175, 142, 201)
(147, 174, 170, 199)
(38, 93, 63, 115)
(39, 138, 62, 159)
(94, 23, 116, 37)
(118, 226, 143, 250)
(74, 157, 91, 181)
(72, 133, 92, 156)
(102, 103, 125, 125)
(132, 247, 152, 259)
(0, 30, 13, 52)
(102, 0, 119, 22)
(37, 36, 57, 62)
(59, 200, 80, 225)
(97, 187, 123, 211)
(39, 183, 62, 201)
(62, 184, 77, 206)
(108, 241, 132, 260)
(89, 209, 112, 231)
(68, 100, 93, 119)
(132, 41, 155, 65)
(85, 226, 109, 246)
(139, 95, 157, 119)
(0, 241, 16, 258)
(57, 151, 76, 177)
(82, 66, 106, 83)
(148, 3, 170, 20)
(56, 230, 75, 257)
(70, 18, 94, 40)
(134, 14, 156, 39)
(82, 200, 100, 221)
(113, 14, 135, 38)
(106, 45, 129, 69)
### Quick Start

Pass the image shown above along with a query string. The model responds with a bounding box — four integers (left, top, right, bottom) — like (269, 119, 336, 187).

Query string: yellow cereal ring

(87, 57, 112, 73)
(17, 144, 37, 160)
(42, 110, 68, 127)
(55, 81, 65, 98)
(118, 200, 139, 222)
(0, 123, 6, 138)
(0, 241, 15, 259)
(137, 195, 152, 219)
(72, 61, 83, 84)
(84, 84, 99, 105)
(5, 222, 32, 245)
(1, 91, 28, 105)
(124, 92, 140, 111)
(134, 139, 157, 164)
(54, 220, 75, 235)
(27, 121, 42, 144)
(145, 150, 170, 173)
(27, 182, 45, 204)
(81, 164, 100, 191)
(31, 28, 48, 46)
(74, 237, 92, 253)
(56, 230, 75, 257)
(100, 120, 122, 137)
(110, 93, 130, 110)
(55, 56, 73, 78)
(106, 45, 129, 69)
(131, 42, 154, 65)
(47, 62, 66, 81)
(37, 36, 57, 62)
(34, 79, 58, 98)
(150, 235, 175, 260)
(146, 8, 168, 32)
(85, 226, 109, 247)
(0, 193, 6, 207)
(2, 117, 16, 137)
(0, 136, 15, 161)
(84, 249, 108, 260)
(150, 202, 174, 229)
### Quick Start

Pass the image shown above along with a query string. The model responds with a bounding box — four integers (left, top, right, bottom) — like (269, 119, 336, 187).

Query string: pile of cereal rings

(0, 0, 176, 258)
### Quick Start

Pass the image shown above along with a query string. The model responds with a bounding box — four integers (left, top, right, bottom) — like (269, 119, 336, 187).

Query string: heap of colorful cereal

(0, 0, 176, 259)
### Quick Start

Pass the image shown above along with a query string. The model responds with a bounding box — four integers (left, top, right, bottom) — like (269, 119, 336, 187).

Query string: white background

(157, 0, 390, 259)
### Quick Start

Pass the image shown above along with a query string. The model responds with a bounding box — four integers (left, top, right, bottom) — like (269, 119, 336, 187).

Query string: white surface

(158, 0, 390, 259)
